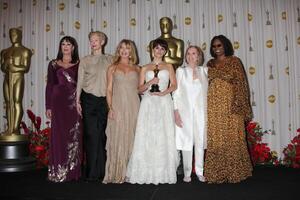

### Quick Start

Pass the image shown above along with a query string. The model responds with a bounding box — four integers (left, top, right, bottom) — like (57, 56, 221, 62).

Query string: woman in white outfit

(126, 39, 179, 184)
(173, 45, 208, 182)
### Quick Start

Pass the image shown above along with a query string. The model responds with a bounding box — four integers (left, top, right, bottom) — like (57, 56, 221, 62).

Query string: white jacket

(173, 66, 208, 151)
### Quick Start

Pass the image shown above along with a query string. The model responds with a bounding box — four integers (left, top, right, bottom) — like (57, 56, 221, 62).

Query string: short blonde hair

(113, 39, 138, 65)
(88, 31, 107, 43)
(185, 45, 204, 66)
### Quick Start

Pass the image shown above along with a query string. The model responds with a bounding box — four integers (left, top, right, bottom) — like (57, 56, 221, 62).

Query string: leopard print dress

(204, 56, 253, 183)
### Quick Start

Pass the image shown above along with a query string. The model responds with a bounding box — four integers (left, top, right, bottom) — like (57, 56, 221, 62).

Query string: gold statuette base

(0, 133, 28, 142)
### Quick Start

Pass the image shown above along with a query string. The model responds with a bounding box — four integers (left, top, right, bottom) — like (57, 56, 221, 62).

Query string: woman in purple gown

(45, 36, 82, 182)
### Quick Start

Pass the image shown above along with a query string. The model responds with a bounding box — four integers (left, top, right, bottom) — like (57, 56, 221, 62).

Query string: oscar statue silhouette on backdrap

(0, 28, 32, 140)
(149, 17, 184, 69)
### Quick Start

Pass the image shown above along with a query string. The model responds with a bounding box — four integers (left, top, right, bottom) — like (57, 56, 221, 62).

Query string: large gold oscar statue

(0, 28, 34, 172)
(150, 17, 184, 69)
(0, 28, 32, 142)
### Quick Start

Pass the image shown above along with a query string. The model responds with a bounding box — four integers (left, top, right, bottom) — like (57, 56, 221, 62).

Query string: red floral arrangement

(20, 110, 51, 168)
(246, 121, 279, 166)
(282, 128, 300, 168)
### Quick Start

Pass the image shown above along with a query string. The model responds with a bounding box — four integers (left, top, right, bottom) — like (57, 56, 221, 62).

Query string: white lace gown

(126, 69, 179, 184)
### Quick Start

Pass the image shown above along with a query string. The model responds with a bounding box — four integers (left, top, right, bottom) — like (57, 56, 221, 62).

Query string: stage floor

(0, 166, 299, 200)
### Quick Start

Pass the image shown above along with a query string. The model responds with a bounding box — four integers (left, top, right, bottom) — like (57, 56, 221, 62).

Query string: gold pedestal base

(0, 133, 28, 142)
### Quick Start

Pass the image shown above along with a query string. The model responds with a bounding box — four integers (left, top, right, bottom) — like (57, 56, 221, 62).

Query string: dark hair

(56, 36, 79, 64)
(209, 35, 234, 58)
(152, 39, 168, 53)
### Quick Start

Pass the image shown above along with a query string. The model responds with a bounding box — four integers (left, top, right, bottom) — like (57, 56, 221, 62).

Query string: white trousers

(182, 110, 205, 177)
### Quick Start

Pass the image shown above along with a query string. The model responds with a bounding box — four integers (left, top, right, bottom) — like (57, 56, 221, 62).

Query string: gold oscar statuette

(150, 64, 160, 93)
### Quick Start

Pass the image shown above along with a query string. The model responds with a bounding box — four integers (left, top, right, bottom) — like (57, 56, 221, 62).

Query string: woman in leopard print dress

(204, 35, 253, 183)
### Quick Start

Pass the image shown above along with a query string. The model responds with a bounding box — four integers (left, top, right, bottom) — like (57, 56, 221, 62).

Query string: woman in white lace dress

(126, 39, 179, 184)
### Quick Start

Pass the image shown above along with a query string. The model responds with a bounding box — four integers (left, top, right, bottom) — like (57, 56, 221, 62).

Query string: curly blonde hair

(113, 39, 138, 65)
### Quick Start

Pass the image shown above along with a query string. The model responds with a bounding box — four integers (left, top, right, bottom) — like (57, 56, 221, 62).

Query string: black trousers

(81, 91, 108, 179)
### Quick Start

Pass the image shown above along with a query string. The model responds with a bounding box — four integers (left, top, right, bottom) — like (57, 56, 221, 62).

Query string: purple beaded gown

(45, 60, 82, 182)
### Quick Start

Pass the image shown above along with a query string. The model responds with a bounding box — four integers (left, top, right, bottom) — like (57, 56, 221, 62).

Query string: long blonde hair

(113, 39, 138, 65)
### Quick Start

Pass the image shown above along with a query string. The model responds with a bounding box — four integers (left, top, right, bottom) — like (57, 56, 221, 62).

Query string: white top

(173, 65, 208, 151)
